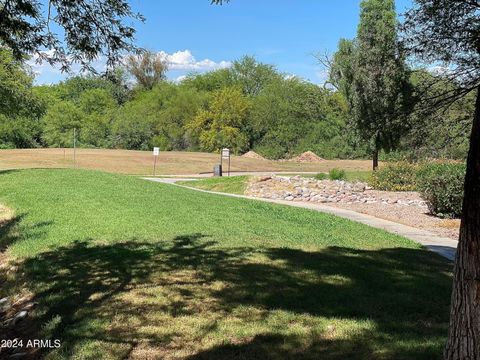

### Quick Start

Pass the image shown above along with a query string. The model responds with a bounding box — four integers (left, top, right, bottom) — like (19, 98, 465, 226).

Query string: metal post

(220, 151, 223, 171)
(153, 155, 157, 176)
(73, 128, 77, 168)
(228, 153, 231, 176)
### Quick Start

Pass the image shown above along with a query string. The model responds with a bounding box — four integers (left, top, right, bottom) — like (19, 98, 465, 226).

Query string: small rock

(0, 297, 10, 312)
(9, 353, 28, 359)
(353, 183, 366, 192)
(12, 310, 27, 325)
(285, 196, 294, 201)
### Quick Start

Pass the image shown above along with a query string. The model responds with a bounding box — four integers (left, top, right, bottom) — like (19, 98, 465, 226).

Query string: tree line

(0, 50, 473, 162)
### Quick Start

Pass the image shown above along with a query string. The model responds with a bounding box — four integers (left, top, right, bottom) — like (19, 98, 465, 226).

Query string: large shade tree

(403, 1, 480, 359)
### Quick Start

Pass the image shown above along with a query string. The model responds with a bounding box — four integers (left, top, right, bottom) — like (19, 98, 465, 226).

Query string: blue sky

(32, 0, 413, 85)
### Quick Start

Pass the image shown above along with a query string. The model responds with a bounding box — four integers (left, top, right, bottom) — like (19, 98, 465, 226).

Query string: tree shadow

(7, 233, 452, 359)
(0, 213, 22, 252)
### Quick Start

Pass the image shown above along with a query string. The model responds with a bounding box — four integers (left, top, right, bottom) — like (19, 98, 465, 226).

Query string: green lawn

(344, 170, 372, 182)
(0, 169, 452, 359)
(177, 175, 250, 194)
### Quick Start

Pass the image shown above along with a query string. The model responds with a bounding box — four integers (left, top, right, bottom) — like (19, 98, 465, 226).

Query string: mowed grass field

(0, 169, 452, 359)
(0, 148, 374, 175)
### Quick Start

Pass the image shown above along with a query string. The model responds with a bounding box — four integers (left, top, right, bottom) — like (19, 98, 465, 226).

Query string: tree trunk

(444, 87, 480, 360)
(372, 148, 379, 171)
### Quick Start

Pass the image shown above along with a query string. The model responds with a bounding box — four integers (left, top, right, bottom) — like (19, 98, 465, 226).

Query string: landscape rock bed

(246, 175, 427, 207)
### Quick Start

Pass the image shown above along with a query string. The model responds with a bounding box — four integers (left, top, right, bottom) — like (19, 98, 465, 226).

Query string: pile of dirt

(242, 151, 266, 160)
(289, 151, 324, 163)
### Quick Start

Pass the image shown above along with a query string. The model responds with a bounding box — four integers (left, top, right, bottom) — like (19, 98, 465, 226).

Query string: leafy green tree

(182, 68, 234, 92)
(111, 93, 155, 150)
(229, 56, 282, 96)
(53, 74, 130, 105)
(0, 0, 143, 71)
(110, 83, 206, 151)
(295, 91, 368, 159)
(403, 1, 480, 358)
(0, 49, 44, 148)
(251, 78, 314, 158)
(183, 56, 280, 97)
(328, 39, 356, 104)
(187, 87, 251, 153)
(0, 50, 38, 116)
(156, 85, 207, 150)
(0, 116, 43, 149)
(404, 70, 474, 160)
(251, 77, 364, 159)
(111, 106, 153, 150)
(78, 89, 116, 147)
(352, 0, 411, 170)
(42, 101, 83, 147)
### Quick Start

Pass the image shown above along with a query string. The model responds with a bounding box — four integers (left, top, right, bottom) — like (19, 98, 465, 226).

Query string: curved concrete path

(144, 177, 458, 261)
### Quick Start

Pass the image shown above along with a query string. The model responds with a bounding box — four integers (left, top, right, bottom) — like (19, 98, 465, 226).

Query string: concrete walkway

(144, 177, 458, 261)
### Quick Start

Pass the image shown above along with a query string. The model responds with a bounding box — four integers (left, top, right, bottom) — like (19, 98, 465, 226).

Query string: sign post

(221, 148, 231, 176)
(73, 128, 77, 168)
(153, 147, 160, 176)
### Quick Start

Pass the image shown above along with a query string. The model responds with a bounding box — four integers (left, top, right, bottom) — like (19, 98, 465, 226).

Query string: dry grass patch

(0, 148, 373, 175)
(438, 219, 461, 230)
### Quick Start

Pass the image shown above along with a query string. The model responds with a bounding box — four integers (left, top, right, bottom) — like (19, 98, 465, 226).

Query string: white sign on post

(152, 147, 160, 176)
(221, 148, 230, 159)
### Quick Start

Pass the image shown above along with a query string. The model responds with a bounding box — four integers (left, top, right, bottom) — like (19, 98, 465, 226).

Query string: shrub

(369, 161, 417, 191)
(314, 172, 328, 180)
(254, 143, 287, 160)
(417, 162, 465, 218)
(329, 168, 346, 180)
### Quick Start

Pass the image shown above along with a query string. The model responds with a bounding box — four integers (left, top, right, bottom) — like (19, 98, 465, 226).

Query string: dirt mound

(242, 151, 266, 160)
(290, 151, 324, 163)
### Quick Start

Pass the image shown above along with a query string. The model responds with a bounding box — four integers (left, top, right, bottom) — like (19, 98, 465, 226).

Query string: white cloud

(158, 50, 231, 71)
(28, 49, 231, 84)
(175, 75, 187, 83)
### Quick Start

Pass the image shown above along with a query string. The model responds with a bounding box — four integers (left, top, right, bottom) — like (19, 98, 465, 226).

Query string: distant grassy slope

(0, 148, 374, 175)
(178, 175, 250, 194)
(0, 169, 452, 359)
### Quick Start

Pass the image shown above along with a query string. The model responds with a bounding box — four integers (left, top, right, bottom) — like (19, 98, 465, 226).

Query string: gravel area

(327, 190, 460, 240)
(246, 176, 460, 240)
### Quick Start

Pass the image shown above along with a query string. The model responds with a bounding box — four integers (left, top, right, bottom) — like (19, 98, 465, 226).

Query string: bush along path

(149, 176, 458, 261)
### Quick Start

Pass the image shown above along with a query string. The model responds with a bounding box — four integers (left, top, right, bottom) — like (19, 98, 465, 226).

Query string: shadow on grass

(9, 234, 452, 359)
(0, 214, 22, 252)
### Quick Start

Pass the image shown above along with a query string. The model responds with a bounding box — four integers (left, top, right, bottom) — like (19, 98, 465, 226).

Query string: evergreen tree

(352, 0, 411, 169)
